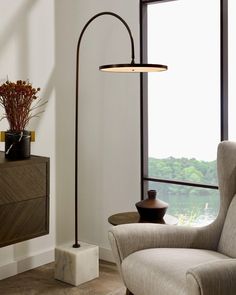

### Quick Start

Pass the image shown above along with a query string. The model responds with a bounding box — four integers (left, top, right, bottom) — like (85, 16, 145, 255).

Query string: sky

(147, 0, 234, 162)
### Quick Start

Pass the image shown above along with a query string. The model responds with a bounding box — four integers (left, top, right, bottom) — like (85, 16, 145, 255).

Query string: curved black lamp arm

(73, 12, 136, 248)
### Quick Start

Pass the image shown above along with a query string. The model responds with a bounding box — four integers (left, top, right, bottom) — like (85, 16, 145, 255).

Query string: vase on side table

(136, 190, 168, 221)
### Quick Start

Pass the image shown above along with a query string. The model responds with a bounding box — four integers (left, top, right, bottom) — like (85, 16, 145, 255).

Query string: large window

(141, 0, 228, 226)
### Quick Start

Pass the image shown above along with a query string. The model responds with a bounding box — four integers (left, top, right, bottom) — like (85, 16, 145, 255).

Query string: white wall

(0, 0, 55, 278)
(55, 0, 141, 259)
(0, 0, 140, 279)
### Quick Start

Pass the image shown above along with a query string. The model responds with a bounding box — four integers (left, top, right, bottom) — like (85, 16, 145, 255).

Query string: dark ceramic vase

(135, 190, 168, 221)
(5, 130, 31, 160)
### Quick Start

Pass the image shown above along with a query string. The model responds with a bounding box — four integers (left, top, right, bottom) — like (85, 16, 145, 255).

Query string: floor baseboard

(0, 246, 114, 280)
(99, 246, 115, 263)
(0, 248, 54, 280)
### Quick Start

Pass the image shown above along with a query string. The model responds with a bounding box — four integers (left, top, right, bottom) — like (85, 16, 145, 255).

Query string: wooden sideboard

(0, 152, 50, 247)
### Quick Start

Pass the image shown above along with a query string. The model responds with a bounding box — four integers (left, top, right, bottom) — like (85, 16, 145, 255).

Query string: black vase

(136, 190, 168, 221)
(5, 130, 31, 160)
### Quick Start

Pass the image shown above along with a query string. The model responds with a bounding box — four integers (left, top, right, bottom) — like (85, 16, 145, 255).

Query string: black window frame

(139, 0, 228, 199)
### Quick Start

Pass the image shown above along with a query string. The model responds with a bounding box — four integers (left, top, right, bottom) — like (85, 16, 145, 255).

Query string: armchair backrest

(218, 194, 236, 257)
(216, 141, 236, 256)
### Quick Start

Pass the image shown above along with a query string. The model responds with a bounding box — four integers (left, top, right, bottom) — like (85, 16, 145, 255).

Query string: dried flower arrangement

(0, 79, 46, 132)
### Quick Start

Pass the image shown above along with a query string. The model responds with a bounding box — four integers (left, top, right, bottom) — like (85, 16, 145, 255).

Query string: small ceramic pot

(136, 190, 168, 221)
(5, 130, 31, 160)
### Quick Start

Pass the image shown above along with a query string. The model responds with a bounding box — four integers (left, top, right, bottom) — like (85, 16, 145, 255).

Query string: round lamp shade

(99, 63, 168, 73)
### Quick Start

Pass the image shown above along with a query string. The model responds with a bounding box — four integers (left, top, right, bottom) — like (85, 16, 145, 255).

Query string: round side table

(108, 211, 178, 226)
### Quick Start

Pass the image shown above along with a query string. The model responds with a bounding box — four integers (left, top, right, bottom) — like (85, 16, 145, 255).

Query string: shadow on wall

(0, 0, 55, 261)
(0, 0, 55, 134)
(0, 0, 79, 255)
(54, 0, 79, 245)
(0, 0, 34, 76)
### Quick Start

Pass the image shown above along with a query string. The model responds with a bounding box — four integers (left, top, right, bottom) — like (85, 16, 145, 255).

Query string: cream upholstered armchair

(109, 141, 236, 295)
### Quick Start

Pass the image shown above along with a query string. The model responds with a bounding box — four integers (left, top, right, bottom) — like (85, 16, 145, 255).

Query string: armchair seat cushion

(121, 248, 229, 295)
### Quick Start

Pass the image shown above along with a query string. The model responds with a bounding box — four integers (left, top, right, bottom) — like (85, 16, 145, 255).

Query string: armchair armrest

(108, 223, 211, 265)
(186, 259, 236, 295)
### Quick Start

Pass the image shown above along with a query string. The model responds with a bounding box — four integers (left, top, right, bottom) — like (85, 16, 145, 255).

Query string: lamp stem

(73, 12, 136, 248)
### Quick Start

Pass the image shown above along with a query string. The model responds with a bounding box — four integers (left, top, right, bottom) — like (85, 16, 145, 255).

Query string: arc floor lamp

(73, 11, 167, 248)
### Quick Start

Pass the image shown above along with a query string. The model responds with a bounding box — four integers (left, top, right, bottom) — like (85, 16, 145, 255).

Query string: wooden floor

(0, 260, 126, 295)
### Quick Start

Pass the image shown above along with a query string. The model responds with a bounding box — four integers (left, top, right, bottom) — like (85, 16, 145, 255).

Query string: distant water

(149, 182, 220, 226)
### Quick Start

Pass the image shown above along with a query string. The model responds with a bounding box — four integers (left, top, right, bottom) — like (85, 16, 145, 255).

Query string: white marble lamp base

(54, 242, 99, 286)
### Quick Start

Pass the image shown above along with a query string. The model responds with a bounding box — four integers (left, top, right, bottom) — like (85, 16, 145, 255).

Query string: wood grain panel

(0, 197, 49, 247)
(0, 163, 47, 205)
(0, 152, 50, 246)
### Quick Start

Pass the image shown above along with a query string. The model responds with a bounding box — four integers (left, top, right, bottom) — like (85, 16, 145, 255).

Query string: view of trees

(148, 157, 220, 226)
(149, 157, 217, 186)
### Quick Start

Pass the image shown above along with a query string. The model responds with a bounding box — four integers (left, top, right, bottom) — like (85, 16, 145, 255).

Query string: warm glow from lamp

(99, 63, 168, 73)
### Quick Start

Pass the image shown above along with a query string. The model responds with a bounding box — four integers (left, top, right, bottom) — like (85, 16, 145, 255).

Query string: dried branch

(0, 80, 45, 132)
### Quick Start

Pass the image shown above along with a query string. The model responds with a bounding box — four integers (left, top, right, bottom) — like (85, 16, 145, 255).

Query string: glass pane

(229, 0, 236, 140)
(148, 181, 220, 227)
(147, 0, 220, 185)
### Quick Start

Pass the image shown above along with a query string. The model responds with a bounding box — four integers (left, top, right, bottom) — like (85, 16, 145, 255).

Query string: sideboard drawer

(0, 163, 47, 205)
(0, 197, 49, 247)
(0, 152, 50, 247)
